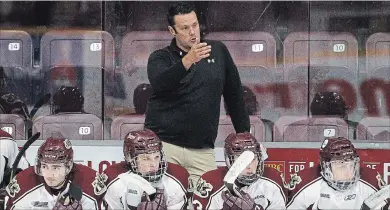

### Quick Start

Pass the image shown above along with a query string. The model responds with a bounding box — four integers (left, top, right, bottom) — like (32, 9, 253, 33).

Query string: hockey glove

(137, 189, 167, 210)
(221, 190, 263, 210)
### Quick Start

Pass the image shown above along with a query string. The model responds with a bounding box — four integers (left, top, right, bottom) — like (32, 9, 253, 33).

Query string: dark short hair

(310, 91, 348, 119)
(167, 2, 197, 28)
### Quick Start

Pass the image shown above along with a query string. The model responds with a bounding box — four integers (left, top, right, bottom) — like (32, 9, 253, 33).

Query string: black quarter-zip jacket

(145, 38, 250, 149)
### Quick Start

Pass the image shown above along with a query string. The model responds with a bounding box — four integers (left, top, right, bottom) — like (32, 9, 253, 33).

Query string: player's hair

(167, 2, 197, 29)
(225, 86, 258, 115)
(310, 91, 347, 119)
(0, 67, 5, 90)
(133, 83, 153, 114)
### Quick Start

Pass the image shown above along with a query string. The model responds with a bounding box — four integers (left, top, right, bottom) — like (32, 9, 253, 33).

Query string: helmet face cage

(123, 129, 167, 184)
(34, 138, 74, 176)
(225, 151, 264, 186)
(125, 150, 168, 184)
(224, 132, 264, 186)
(319, 137, 360, 191)
(320, 156, 360, 191)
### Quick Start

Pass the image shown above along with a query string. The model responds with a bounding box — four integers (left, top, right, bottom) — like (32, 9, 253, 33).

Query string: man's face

(169, 11, 201, 52)
(41, 162, 67, 189)
(330, 160, 355, 181)
(136, 151, 161, 175)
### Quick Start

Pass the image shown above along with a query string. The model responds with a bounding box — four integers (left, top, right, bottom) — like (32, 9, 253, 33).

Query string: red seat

(32, 113, 103, 140)
(364, 33, 390, 116)
(40, 30, 115, 118)
(283, 32, 358, 116)
(207, 32, 277, 121)
(118, 31, 171, 115)
(110, 115, 265, 144)
(273, 116, 348, 142)
(0, 114, 26, 139)
(356, 117, 390, 141)
(0, 30, 32, 68)
(215, 115, 265, 147)
(110, 115, 145, 140)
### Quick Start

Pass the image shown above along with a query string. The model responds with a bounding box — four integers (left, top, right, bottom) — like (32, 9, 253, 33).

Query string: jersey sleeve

(0, 156, 5, 184)
(103, 179, 126, 210)
(192, 168, 226, 210)
(104, 175, 145, 210)
(165, 177, 187, 210)
(286, 167, 322, 210)
(5, 167, 36, 210)
(166, 163, 189, 210)
(286, 187, 311, 210)
(0, 140, 29, 170)
(266, 183, 287, 209)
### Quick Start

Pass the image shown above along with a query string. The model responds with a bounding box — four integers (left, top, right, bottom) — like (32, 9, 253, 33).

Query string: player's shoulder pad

(6, 166, 40, 199)
(103, 162, 128, 186)
(72, 164, 104, 197)
(262, 166, 284, 186)
(360, 166, 384, 190)
(262, 167, 288, 197)
(285, 166, 321, 201)
(194, 167, 227, 199)
(166, 162, 189, 190)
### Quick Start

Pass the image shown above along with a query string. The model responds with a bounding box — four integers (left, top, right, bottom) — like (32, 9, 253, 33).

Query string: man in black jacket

(145, 2, 250, 188)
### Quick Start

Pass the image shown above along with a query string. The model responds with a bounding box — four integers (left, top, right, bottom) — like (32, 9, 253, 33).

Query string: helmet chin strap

(50, 178, 67, 189)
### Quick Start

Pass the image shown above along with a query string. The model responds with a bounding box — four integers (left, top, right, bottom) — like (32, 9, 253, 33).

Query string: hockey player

(51, 86, 85, 114)
(5, 137, 106, 210)
(103, 129, 189, 210)
(0, 130, 29, 187)
(287, 137, 388, 209)
(192, 132, 286, 210)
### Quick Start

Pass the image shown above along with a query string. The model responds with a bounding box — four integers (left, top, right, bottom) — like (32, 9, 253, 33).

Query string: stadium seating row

(1, 30, 389, 119)
(1, 114, 389, 142)
(1, 30, 389, 141)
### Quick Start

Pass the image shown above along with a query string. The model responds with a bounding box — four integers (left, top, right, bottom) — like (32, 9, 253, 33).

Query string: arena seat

(356, 117, 390, 141)
(0, 114, 26, 139)
(273, 116, 349, 142)
(32, 113, 103, 140)
(207, 32, 278, 121)
(110, 115, 265, 143)
(40, 30, 115, 118)
(283, 32, 358, 116)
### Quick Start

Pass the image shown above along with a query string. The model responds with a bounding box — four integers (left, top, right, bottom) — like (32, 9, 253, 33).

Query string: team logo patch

(6, 177, 20, 198)
(253, 194, 265, 200)
(376, 172, 387, 189)
(320, 193, 330, 198)
(127, 189, 138, 194)
(64, 139, 72, 149)
(126, 133, 136, 140)
(260, 143, 268, 160)
(194, 178, 213, 198)
(30, 201, 49, 208)
(344, 194, 356, 201)
(92, 172, 108, 196)
(281, 173, 302, 190)
(321, 139, 328, 149)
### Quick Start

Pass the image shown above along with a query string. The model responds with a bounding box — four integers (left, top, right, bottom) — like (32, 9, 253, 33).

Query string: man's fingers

(199, 53, 210, 59)
(194, 46, 210, 53)
(193, 42, 208, 50)
(196, 48, 211, 55)
(197, 42, 208, 48)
